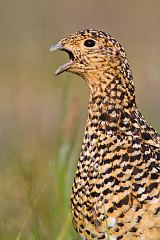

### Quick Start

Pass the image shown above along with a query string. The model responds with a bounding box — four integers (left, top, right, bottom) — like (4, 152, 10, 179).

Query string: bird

(50, 29, 160, 240)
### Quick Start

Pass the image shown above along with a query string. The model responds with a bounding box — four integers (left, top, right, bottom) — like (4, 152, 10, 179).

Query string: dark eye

(84, 39, 96, 48)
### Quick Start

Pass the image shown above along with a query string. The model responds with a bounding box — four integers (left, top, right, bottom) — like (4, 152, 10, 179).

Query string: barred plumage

(50, 29, 160, 240)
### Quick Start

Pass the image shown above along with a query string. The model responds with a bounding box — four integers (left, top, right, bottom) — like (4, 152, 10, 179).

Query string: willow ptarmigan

(50, 29, 160, 240)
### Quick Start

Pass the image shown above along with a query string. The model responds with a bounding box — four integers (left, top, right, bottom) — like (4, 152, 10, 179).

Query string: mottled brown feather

(51, 29, 160, 240)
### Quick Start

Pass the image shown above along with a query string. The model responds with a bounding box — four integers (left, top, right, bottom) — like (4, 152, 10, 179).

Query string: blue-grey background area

(0, 1, 159, 239)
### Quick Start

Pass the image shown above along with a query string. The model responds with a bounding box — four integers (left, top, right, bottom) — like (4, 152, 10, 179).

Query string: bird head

(50, 29, 134, 98)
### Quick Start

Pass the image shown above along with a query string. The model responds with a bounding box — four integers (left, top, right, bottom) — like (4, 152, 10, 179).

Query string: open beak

(50, 43, 75, 76)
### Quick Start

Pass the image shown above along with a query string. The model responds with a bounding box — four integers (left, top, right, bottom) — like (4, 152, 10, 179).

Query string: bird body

(50, 29, 160, 240)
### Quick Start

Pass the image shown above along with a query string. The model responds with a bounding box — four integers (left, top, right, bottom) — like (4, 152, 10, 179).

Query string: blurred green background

(0, 0, 160, 239)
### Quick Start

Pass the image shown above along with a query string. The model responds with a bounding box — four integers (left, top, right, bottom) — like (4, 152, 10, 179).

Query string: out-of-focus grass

(0, 78, 84, 240)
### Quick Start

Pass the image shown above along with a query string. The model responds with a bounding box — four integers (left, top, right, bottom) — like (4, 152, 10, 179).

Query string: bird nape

(50, 29, 160, 240)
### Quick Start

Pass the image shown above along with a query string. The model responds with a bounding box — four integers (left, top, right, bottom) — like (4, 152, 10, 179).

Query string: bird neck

(84, 57, 136, 113)
(87, 74, 136, 119)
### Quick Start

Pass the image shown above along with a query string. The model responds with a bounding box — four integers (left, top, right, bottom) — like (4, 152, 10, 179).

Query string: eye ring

(84, 39, 96, 48)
